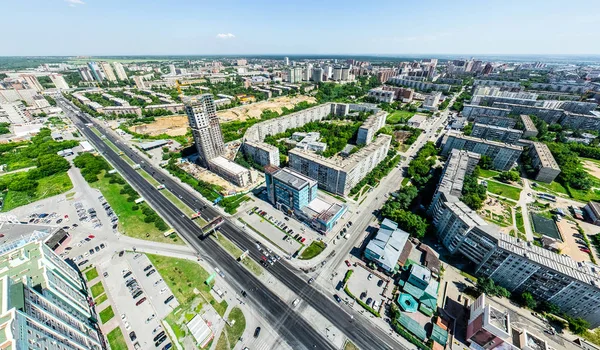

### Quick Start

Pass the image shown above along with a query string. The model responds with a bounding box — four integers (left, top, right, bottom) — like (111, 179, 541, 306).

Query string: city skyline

(4, 0, 600, 56)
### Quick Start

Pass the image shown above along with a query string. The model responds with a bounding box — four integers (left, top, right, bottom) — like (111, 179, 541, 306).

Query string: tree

(479, 155, 493, 170)
(568, 317, 590, 335)
(520, 291, 537, 309)
(498, 171, 520, 183)
(476, 277, 511, 298)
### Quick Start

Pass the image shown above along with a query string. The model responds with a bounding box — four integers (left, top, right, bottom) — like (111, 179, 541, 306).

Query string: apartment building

(207, 156, 255, 187)
(78, 67, 94, 82)
(387, 76, 451, 92)
(113, 62, 128, 80)
(357, 111, 386, 145)
(87, 62, 104, 82)
(185, 94, 226, 168)
(473, 80, 522, 89)
(559, 111, 600, 132)
(0, 240, 102, 349)
(422, 91, 442, 111)
(133, 75, 146, 89)
(462, 104, 511, 119)
(243, 140, 280, 167)
(472, 115, 516, 128)
(381, 85, 414, 103)
(441, 131, 523, 171)
(289, 134, 391, 196)
(471, 86, 538, 104)
(528, 142, 561, 183)
(530, 82, 590, 94)
(492, 102, 564, 124)
(20, 74, 44, 92)
(102, 106, 142, 116)
(99, 62, 117, 82)
(48, 73, 70, 90)
(144, 103, 185, 114)
(367, 88, 395, 103)
(471, 123, 523, 144)
(520, 114, 538, 138)
(312, 67, 324, 83)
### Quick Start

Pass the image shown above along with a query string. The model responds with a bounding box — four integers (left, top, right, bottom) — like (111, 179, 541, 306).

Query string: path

(517, 179, 535, 241)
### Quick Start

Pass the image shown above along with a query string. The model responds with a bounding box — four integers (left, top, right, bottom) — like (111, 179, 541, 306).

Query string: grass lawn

(146, 254, 228, 316)
(106, 327, 127, 350)
(225, 307, 246, 345)
(95, 293, 108, 305)
(486, 181, 522, 201)
(99, 305, 115, 323)
(84, 267, 99, 281)
(211, 234, 263, 276)
(2, 172, 73, 211)
(215, 332, 229, 350)
(386, 110, 415, 124)
(479, 168, 500, 179)
(90, 172, 180, 245)
(533, 180, 569, 196)
(567, 185, 600, 203)
(515, 209, 525, 233)
(299, 241, 326, 260)
(162, 190, 197, 217)
(90, 282, 105, 298)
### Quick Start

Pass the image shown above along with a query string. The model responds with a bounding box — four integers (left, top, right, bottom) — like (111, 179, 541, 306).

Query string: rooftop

(208, 156, 248, 176)
(366, 221, 409, 270)
(531, 142, 560, 169)
(273, 167, 317, 190)
(436, 149, 480, 201)
(520, 114, 538, 131)
(445, 131, 524, 151)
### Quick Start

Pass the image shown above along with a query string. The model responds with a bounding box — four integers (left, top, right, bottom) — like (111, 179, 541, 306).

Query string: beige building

(49, 73, 70, 90)
(20, 74, 44, 92)
(99, 61, 117, 81)
(529, 142, 561, 183)
(113, 62, 128, 80)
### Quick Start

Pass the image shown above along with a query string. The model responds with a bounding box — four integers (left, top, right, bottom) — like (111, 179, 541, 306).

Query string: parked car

(123, 271, 132, 278)
(136, 297, 147, 306)
(129, 331, 137, 341)
(132, 291, 143, 299)
(77, 260, 88, 266)
(143, 265, 153, 272)
(146, 269, 156, 277)
(163, 344, 172, 350)
(164, 295, 175, 304)
(334, 294, 342, 303)
(345, 260, 351, 267)
(254, 327, 261, 338)
(154, 331, 165, 342)
(155, 336, 167, 347)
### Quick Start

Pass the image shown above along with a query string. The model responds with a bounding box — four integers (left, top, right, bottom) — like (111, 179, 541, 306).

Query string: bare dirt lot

(217, 95, 317, 122)
(583, 160, 600, 179)
(128, 115, 188, 136)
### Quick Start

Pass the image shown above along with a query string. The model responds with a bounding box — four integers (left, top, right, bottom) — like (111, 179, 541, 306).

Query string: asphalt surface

(59, 97, 407, 350)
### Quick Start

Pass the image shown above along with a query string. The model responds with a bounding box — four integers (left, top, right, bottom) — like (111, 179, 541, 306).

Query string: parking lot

(346, 265, 387, 312)
(99, 252, 178, 349)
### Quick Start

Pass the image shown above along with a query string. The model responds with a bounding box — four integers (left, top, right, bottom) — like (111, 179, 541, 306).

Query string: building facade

(441, 132, 523, 171)
(185, 94, 226, 168)
(471, 124, 523, 144)
(462, 104, 511, 119)
(520, 114, 538, 138)
(357, 111, 387, 145)
(528, 142, 561, 183)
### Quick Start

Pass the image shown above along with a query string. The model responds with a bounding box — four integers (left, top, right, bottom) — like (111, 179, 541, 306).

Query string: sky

(4, 0, 600, 56)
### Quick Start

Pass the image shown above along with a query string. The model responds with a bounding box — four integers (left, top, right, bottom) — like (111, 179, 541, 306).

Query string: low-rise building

(520, 114, 538, 138)
(473, 79, 522, 89)
(471, 123, 523, 144)
(365, 219, 410, 273)
(422, 91, 442, 111)
(0, 102, 30, 124)
(441, 131, 522, 171)
(144, 103, 185, 113)
(528, 142, 561, 183)
(387, 76, 451, 92)
(367, 88, 395, 103)
(407, 114, 428, 129)
(102, 106, 142, 116)
(208, 156, 256, 188)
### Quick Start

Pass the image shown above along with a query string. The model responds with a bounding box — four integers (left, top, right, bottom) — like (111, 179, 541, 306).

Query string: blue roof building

(364, 219, 410, 272)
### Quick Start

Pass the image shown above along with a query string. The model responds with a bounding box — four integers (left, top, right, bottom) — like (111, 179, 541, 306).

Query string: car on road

(345, 260, 351, 267)
(143, 265, 153, 272)
(118, 250, 124, 257)
(293, 299, 300, 306)
(129, 331, 137, 341)
(254, 327, 261, 338)
(146, 269, 156, 277)
(77, 260, 88, 266)
(103, 272, 109, 278)
(334, 294, 342, 303)
(308, 278, 314, 284)
(367, 274, 373, 280)
(164, 295, 174, 304)
(136, 297, 147, 306)
(153, 331, 165, 342)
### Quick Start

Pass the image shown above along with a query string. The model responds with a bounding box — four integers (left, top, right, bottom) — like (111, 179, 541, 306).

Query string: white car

(160, 287, 168, 294)
(124, 321, 131, 330)
(121, 314, 127, 320)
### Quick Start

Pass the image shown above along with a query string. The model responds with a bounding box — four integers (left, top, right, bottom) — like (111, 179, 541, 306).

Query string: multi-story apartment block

(367, 88, 395, 103)
(472, 115, 516, 128)
(471, 124, 523, 144)
(381, 85, 414, 103)
(441, 131, 522, 171)
(530, 82, 590, 94)
(528, 142, 561, 183)
(559, 111, 600, 132)
(289, 134, 390, 196)
(243, 140, 280, 167)
(422, 91, 442, 111)
(357, 111, 387, 145)
(133, 76, 146, 89)
(185, 94, 226, 168)
(473, 80, 522, 89)
(20, 74, 44, 92)
(48, 73, 70, 90)
(462, 104, 511, 119)
(99, 62, 117, 82)
(472, 86, 538, 103)
(0, 240, 102, 349)
(78, 67, 94, 82)
(112, 62, 128, 81)
(207, 156, 255, 188)
(0, 102, 30, 124)
(312, 67, 324, 83)
(87, 62, 104, 82)
(387, 76, 451, 92)
(286, 67, 303, 83)
(492, 102, 564, 124)
(520, 114, 538, 138)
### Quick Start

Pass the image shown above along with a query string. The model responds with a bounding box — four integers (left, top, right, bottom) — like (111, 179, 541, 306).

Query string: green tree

(520, 291, 537, 309)
(479, 155, 493, 170)
(568, 317, 590, 335)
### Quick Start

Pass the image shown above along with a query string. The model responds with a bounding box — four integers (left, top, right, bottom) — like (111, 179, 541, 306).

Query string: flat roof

(436, 149, 480, 201)
(445, 131, 523, 151)
(139, 139, 169, 150)
(520, 114, 538, 131)
(473, 123, 522, 133)
(273, 167, 317, 190)
(208, 156, 248, 176)
(531, 142, 559, 169)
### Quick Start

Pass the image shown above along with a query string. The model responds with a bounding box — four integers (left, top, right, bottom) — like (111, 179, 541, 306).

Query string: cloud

(65, 0, 85, 6)
(216, 33, 235, 39)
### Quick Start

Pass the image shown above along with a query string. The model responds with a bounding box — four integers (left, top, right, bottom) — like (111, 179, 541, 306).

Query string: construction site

(128, 115, 189, 137)
(217, 95, 316, 122)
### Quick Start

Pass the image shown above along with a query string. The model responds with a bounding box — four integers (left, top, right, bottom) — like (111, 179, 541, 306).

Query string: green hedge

(343, 286, 381, 318)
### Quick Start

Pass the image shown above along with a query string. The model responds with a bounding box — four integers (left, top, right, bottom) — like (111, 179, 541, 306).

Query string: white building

(99, 62, 117, 81)
(133, 75, 146, 89)
(20, 74, 44, 92)
(113, 62, 129, 80)
(0, 102, 30, 124)
(422, 91, 442, 111)
(48, 73, 70, 90)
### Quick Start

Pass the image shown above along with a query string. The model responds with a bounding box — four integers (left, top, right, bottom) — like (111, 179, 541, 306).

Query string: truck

(133, 164, 141, 170)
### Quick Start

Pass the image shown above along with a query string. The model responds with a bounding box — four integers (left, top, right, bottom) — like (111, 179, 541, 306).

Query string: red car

(345, 260, 351, 267)
(581, 248, 591, 253)
(136, 297, 147, 306)
(301, 238, 306, 243)
(88, 235, 95, 239)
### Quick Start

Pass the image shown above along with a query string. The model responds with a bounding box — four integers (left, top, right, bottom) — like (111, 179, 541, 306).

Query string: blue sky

(4, 0, 600, 56)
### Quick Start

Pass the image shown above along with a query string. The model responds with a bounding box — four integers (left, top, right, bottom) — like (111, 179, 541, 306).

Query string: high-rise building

(20, 74, 43, 92)
(99, 62, 117, 81)
(482, 63, 493, 75)
(185, 94, 226, 168)
(332, 66, 342, 81)
(286, 68, 303, 83)
(303, 64, 313, 81)
(284, 57, 289, 66)
(312, 67, 324, 83)
(168, 64, 176, 75)
(112, 62, 128, 80)
(0, 240, 103, 349)
(48, 73, 70, 90)
(78, 67, 94, 82)
(87, 62, 104, 82)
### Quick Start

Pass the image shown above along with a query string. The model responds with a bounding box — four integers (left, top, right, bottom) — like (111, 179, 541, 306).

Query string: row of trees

(73, 153, 110, 183)
(547, 143, 593, 190)
(461, 171, 487, 210)
(349, 151, 401, 196)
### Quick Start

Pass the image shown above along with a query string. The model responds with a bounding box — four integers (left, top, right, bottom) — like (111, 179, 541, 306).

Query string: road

(58, 98, 407, 350)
